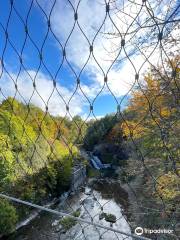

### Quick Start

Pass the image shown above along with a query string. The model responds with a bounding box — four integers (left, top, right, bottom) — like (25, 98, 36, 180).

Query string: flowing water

(8, 179, 131, 240)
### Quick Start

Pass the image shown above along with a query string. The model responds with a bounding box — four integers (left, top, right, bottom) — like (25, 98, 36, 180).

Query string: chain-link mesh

(0, 0, 179, 240)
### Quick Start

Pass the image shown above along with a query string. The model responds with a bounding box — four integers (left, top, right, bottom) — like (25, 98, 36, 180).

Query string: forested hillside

(120, 55, 180, 228)
(84, 55, 179, 174)
(83, 55, 179, 229)
(83, 114, 128, 167)
(0, 98, 85, 235)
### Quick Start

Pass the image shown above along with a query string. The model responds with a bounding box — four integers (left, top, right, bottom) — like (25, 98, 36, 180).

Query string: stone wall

(71, 165, 86, 191)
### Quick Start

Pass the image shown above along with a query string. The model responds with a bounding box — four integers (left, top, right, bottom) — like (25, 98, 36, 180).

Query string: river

(7, 179, 132, 240)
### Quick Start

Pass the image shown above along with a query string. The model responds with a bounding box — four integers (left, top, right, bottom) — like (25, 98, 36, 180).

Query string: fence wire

(0, 0, 179, 240)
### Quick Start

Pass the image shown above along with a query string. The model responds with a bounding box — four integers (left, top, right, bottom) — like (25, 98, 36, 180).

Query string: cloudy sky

(0, 0, 179, 119)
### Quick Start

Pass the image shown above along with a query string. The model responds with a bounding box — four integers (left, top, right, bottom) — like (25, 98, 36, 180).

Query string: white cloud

(37, 0, 178, 103)
(0, 69, 85, 116)
(37, 0, 139, 97)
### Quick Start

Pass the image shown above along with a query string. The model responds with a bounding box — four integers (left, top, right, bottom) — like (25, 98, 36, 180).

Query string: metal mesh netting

(0, 0, 179, 240)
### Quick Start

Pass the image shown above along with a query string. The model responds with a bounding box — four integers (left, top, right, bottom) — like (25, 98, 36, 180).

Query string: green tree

(0, 200, 18, 235)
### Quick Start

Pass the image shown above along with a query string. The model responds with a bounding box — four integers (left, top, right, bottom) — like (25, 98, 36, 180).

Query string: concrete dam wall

(71, 165, 86, 191)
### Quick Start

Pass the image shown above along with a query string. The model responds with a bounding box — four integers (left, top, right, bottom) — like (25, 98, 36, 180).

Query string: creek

(8, 179, 131, 240)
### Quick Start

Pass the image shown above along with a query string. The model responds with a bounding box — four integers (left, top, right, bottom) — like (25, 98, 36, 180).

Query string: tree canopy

(0, 98, 84, 235)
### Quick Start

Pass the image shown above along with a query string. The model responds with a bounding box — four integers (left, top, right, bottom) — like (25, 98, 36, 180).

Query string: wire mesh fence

(0, 0, 179, 240)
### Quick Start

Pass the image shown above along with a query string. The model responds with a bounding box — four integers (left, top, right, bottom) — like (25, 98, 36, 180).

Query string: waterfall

(90, 155, 111, 169)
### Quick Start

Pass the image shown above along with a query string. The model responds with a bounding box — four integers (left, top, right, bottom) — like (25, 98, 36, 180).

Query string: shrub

(72, 209, 81, 218)
(60, 217, 76, 231)
(60, 210, 80, 231)
(0, 200, 18, 235)
(99, 212, 116, 223)
(105, 213, 116, 223)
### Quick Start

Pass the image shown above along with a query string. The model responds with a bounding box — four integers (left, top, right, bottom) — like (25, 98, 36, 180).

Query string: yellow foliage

(160, 107, 171, 118)
(121, 121, 148, 139)
(156, 171, 180, 201)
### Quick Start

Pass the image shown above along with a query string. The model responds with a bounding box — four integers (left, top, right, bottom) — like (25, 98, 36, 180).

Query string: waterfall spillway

(90, 155, 111, 169)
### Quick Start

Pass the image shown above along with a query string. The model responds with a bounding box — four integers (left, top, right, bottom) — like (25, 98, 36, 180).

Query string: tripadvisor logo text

(134, 227, 173, 236)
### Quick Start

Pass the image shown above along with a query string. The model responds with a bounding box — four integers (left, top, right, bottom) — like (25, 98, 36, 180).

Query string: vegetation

(0, 200, 18, 235)
(87, 168, 100, 178)
(60, 217, 76, 232)
(83, 114, 120, 150)
(120, 56, 180, 231)
(59, 210, 81, 231)
(84, 55, 179, 197)
(122, 56, 179, 183)
(72, 209, 81, 218)
(0, 98, 85, 235)
(99, 212, 116, 223)
(84, 114, 128, 166)
(104, 213, 116, 223)
(84, 55, 179, 232)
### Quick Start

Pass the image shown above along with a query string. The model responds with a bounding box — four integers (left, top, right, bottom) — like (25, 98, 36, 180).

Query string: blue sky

(0, 0, 178, 119)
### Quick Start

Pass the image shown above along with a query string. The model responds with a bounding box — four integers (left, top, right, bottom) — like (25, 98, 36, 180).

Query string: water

(90, 155, 111, 169)
(8, 179, 131, 240)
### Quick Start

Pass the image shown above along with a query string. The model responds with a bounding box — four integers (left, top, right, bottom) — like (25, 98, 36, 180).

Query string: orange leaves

(106, 123, 123, 142)
(121, 121, 147, 139)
